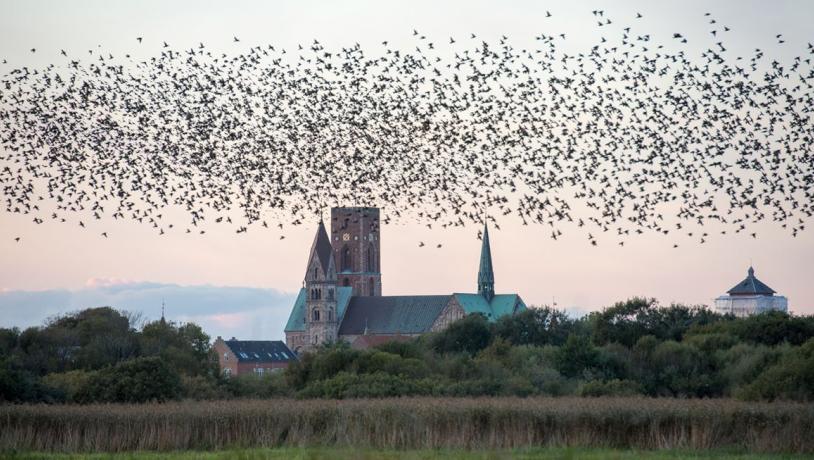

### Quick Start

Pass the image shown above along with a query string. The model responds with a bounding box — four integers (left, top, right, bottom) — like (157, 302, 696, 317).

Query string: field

(1, 398, 813, 456)
(2, 447, 813, 460)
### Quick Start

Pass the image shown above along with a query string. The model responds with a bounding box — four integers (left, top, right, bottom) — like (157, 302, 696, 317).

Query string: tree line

(1, 299, 813, 403)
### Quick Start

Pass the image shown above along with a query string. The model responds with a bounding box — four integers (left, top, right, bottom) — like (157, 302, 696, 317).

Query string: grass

(1, 398, 813, 454)
(2, 447, 813, 460)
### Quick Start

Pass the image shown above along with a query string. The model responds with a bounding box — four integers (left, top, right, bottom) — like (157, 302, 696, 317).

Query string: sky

(1, 0, 813, 340)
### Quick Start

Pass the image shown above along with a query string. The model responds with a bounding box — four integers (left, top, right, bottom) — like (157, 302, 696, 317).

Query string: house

(213, 337, 297, 377)
(714, 266, 789, 317)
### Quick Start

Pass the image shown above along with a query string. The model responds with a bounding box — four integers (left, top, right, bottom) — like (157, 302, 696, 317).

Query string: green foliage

(693, 311, 814, 346)
(223, 373, 291, 399)
(0, 357, 58, 403)
(493, 307, 575, 346)
(75, 357, 182, 403)
(4, 302, 814, 404)
(736, 338, 814, 401)
(42, 370, 95, 402)
(297, 371, 435, 398)
(578, 379, 643, 397)
(590, 298, 720, 347)
(556, 334, 599, 378)
(431, 313, 492, 355)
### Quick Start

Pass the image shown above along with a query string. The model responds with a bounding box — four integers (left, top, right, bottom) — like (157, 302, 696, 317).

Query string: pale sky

(1, 0, 812, 340)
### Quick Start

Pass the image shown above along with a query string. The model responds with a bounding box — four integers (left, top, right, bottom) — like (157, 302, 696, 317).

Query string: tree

(556, 334, 599, 378)
(76, 357, 182, 403)
(431, 314, 492, 355)
(493, 307, 575, 346)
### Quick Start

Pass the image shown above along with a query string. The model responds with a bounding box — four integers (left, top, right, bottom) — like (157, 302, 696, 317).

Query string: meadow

(1, 398, 812, 455)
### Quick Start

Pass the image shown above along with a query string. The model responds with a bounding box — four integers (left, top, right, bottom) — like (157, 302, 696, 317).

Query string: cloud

(0, 282, 297, 341)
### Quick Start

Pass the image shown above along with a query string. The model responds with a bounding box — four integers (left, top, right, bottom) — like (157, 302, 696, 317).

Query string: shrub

(42, 370, 95, 402)
(737, 338, 814, 401)
(431, 313, 492, 355)
(578, 379, 643, 397)
(297, 371, 434, 398)
(75, 357, 182, 403)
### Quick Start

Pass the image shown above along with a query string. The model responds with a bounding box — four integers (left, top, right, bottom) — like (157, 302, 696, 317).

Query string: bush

(578, 379, 643, 397)
(42, 370, 96, 402)
(737, 339, 814, 401)
(297, 371, 434, 398)
(76, 357, 182, 403)
(431, 313, 492, 355)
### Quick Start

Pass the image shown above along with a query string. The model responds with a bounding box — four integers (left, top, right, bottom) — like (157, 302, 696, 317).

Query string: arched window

(312, 309, 320, 322)
(328, 308, 333, 321)
(341, 245, 352, 272)
(369, 278, 375, 296)
(313, 266, 318, 280)
(327, 288, 334, 300)
(343, 278, 350, 287)
(313, 334, 318, 344)
(367, 244, 375, 272)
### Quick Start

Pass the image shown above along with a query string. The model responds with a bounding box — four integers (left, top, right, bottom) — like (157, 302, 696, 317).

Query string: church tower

(331, 207, 382, 296)
(304, 220, 339, 348)
(478, 223, 495, 302)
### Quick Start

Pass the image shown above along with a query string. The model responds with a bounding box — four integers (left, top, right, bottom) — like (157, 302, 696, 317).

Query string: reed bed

(1, 397, 812, 454)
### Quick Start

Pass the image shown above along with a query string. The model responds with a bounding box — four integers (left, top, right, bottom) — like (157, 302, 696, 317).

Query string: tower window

(367, 244, 376, 272)
(369, 277, 375, 296)
(312, 309, 320, 321)
(328, 288, 334, 300)
(313, 266, 318, 279)
(343, 278, 350, 287)
(341, 245, 352, 271)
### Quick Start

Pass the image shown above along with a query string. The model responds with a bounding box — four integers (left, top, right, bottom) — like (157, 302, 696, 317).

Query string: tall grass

(1, 398, 812, 454)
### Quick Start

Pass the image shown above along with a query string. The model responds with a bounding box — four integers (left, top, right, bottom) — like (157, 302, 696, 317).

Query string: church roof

(308, 220, 334, 274)
(726, 266, 776, 296)
(284, 286, 354, 332)
(452, 293, 526, 321)
(224, 340, 297, 362)
(338, 295, 451, 335)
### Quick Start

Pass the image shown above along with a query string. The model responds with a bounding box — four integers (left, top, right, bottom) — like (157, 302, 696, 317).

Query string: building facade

(213, 337, 297, 376)
(713, 266, 789, 317)
(285, 207, 526, 353)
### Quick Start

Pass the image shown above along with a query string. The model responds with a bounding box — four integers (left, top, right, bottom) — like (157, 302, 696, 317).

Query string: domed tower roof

(726, 266, 776, 296)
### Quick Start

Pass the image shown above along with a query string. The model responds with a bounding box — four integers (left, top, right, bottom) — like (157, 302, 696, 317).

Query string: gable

(452, 293, 525, 322)
(284, 286, 353, 333)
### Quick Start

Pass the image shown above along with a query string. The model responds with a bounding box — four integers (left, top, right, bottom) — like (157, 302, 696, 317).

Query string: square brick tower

(330, 207, 382, 296)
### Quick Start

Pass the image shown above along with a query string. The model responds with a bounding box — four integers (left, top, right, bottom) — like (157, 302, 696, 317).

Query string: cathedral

(284, 207, 526, 353)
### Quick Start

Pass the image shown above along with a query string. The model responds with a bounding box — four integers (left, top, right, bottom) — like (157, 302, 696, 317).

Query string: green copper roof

(284, 286, 353, 332)
(452, 293, 526, 322)
(477, 223, 495, 302)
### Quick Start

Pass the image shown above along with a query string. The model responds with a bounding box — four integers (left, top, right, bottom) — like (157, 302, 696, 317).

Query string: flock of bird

(1, 10, 813, 247)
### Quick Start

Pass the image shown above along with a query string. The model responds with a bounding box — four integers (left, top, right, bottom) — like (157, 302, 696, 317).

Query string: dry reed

(1, 397, 812, 453)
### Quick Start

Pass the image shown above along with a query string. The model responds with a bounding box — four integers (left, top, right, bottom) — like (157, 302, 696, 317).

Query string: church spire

(478, 222, 495, 302)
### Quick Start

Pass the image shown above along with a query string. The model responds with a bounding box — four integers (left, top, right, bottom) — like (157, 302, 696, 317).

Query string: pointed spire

(306, 218, 335, 281)
(160, 299, 166, 324)
(478, 222, 495, 302)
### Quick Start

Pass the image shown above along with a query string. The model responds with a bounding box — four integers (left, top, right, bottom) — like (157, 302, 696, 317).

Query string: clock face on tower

(342, 233, 350, 241)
